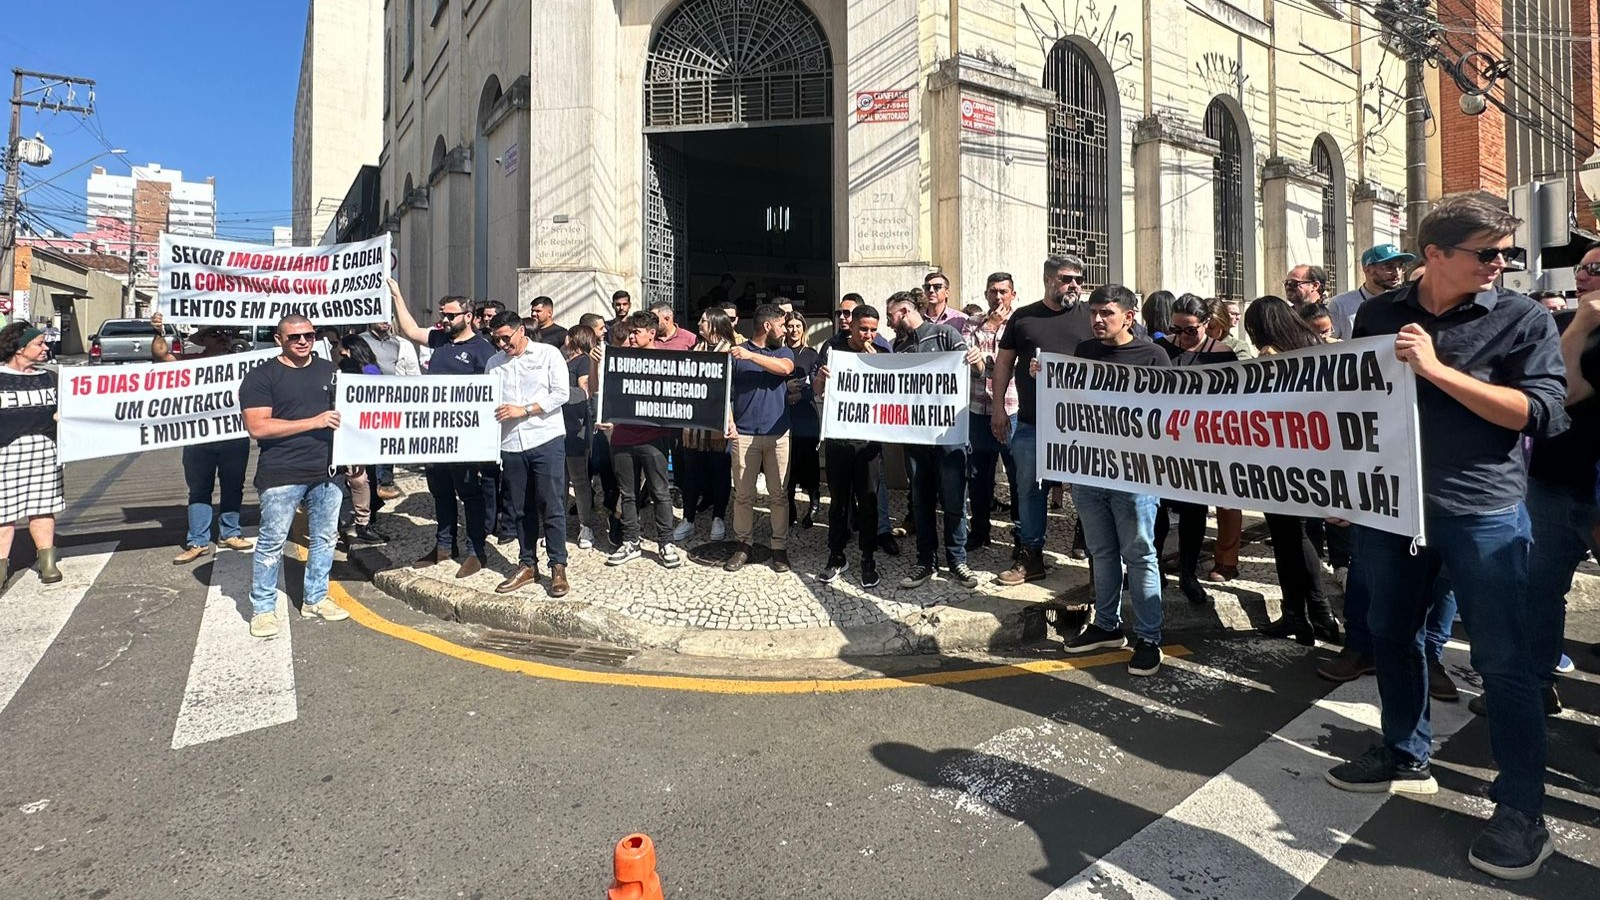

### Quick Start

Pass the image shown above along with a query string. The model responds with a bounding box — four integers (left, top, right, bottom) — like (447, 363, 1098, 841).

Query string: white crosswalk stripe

(170, 543, 298, 750)
(0, 543, 117, 716)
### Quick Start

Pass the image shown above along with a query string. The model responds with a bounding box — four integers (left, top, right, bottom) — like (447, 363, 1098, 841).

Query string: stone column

(926, 56, 1053, 305)
(1131, 115, 1219, 296)
(428, 146, 474, 304)
(1261, 158, 1331, 285)
(1353, 181, 1405, 257)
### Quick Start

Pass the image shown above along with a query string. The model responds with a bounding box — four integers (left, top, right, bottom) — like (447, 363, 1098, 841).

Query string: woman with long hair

(1142, 290, 1176, 341)
(671, 308, 736, 543)
(0, 322, 64, 585)
(1243, 296, 1340, 644)
(562, 325, 600, 550)
(782, 311, 823, 527)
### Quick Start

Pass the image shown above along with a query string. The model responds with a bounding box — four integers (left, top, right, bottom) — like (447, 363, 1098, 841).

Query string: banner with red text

(158, 233, 392, 326)
(819, 350, 969, 446)
(56, 349, 279, 463)
(331, 373, 501, 465)
(1035, 337, 1425, 541)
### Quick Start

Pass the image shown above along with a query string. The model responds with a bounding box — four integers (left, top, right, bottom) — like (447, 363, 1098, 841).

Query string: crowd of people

(1, 192, 1597, 880)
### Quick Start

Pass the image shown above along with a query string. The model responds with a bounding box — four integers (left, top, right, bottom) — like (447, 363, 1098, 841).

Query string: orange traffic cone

(608, 833, 664, 900)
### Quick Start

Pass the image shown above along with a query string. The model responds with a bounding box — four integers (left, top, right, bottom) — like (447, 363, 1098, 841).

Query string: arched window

(1312, 135, 1344, 293)
(1044, 40, 1112, 289)
(475, 76, 504, 300)
(430, 136, 448, 178)
(1205, 98, 1245, 303)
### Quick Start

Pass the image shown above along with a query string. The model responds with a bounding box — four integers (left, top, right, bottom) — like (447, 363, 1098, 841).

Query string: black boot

(1180, 573, 1211, 606)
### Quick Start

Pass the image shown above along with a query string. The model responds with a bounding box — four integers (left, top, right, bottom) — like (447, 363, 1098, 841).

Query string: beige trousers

(730, 433, 791, 549)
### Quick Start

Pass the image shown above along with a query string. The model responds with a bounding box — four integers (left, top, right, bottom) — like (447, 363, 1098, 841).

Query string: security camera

(1459, 93, 1487, 116)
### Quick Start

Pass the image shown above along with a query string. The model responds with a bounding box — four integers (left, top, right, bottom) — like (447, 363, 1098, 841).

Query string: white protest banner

(819, 351, 969, 445)
(158, 233, 392, 326)
(1035, 336, 1426, 542)
(332, 373, 500, 465)
(56, 349, 278, 463)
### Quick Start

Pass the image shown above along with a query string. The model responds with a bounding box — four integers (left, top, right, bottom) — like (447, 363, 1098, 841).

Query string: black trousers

(1154, 499, 1207, 577)
(824, 440, 880, 560)
(1264, 512, 1331, 621)
(612, 438, 673, 543)
(786, 433, 822, 504)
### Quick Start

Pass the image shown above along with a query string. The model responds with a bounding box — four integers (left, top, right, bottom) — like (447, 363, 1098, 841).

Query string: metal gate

(643, 138, 688, 316)
(1312, 139, 1337, 293)
(1205, 99, 1244, 303)
(1044, 41, 1111, 289)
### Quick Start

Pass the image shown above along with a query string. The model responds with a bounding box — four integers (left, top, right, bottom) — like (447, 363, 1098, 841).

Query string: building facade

(380, 0, 1410, 323)
(86, 163, 215, 238)
(293, 0, 385, 246)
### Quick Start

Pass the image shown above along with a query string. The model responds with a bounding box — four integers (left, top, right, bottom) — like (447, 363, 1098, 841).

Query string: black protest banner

(596, 346, 730, 432)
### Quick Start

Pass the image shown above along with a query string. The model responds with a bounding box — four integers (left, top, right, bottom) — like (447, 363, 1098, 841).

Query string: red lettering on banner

(94, 373, 141, 394)
(358, 410, 402, 430)
(874, 404, 909, 425)
(143, 368, 192, 391)
(1194, 409, 1331, 451)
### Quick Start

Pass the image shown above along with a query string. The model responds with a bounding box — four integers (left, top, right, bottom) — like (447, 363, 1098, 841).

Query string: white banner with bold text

(1034, 337, 1426, 542)
(56, 349, 279, 463)
(819, 350, 970, 446)
(158, 233, 392, 325)
(331, 373, 500, 465)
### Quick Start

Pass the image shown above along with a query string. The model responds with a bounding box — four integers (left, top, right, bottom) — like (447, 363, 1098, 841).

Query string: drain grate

(472, 631, 637, 668)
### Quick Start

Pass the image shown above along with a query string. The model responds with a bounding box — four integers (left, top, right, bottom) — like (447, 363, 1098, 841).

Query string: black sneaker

(1127, 639, 1163, 677)
(877, 534, 901, 557)
(1468, 805, 1555, 880)
(860, 558, 880, 589)
(900, 565, 934, 589)
(949, 562, 981, 589)
(349, 525, 389, 547)
(818, 557, 849, 584)
(1325, 745, 1437, 795)
(1469, 684, 1562, 717)
(1063, 624, 1128, 654)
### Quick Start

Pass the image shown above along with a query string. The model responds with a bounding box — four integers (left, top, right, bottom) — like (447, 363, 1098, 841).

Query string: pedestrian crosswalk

(0, 543, 116, 713)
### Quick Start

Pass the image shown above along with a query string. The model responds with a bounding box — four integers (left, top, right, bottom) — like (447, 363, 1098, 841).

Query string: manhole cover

(472, 631, 637, 668)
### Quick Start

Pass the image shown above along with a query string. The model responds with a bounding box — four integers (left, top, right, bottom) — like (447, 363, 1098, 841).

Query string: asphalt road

(3, 448, 1600, 899)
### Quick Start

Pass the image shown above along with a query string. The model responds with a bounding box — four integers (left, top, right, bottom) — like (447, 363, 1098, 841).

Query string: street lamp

(1578, 149, 1600, 220)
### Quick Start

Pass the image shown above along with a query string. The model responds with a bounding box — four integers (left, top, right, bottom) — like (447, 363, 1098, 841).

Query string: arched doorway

(1311, 134, 1346, 291)
(1205, 98, 1245, 303)
(1044, 40, 1118, 290)
(474, 77, 502, 301)
(643, 0, 835, 317)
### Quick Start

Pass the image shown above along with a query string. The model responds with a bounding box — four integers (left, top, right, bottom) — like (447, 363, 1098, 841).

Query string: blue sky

(1, 1, 309, 243)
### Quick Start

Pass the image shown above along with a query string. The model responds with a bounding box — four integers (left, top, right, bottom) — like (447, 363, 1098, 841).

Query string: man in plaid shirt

(962, 272, 1019, 551)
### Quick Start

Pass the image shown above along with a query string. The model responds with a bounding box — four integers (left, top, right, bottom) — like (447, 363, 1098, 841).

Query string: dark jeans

(824, 440, 880, 560)
(1154, 499, 1207, 578)
(182, 439, 249, 548)
(968, 411, 1017, 540)
(1264, 513, 1329, 621)
(1525, 476, 1600, 685)
(786, 433, 822, 504)
(502, 437, 568, 567)
(1360, 507, 1545, 817)
(1344, 540, 1456, 662)
(373, 462, 395, 487)
(906, 444, 968, 568)
(590, 428, 621, 526)
(1307, 517, 1352, 568)
(612, 439, 672, 543)
(423, 462, 489, 560)
(678, 446, 731, 524)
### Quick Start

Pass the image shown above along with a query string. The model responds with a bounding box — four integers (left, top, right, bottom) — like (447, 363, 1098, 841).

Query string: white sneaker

(606, 541, 642, 566)
(301, 600, 350, 621)
(710, 517, 727, 541)
(671, 519, 695, 542)
(578, 526, 594, 550)
(249, 612, 280, 639)
(660, 543, 684, 568)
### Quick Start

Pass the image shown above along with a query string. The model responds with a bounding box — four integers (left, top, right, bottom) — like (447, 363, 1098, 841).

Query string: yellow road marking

(325, 579, 1192, 695)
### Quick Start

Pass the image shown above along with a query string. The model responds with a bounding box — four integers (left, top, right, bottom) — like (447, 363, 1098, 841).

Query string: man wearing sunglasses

(1323, 195, 1567, 880)
(920, 272, 965, 326)
(389, 280, 499, 577)
(239, 315, 346, 640)
(1283, 264, 1329, 308)
(990, 255, 1095, 585)
(1330, 244, 1416, 340)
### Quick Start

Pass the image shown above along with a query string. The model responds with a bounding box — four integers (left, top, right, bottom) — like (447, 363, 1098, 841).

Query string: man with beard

(723, 304, 797, 573)
(528, 295, 568, 348)
(1330, 244, 1415, 339)
(389, 280, 498, 577)
(648, 299, 699, 350)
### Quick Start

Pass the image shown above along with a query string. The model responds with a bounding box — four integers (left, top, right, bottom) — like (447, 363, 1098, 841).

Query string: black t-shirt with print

(998, 299, 1094, 424)
(427, 330, 497, 375)
(239, 356, 338, 490)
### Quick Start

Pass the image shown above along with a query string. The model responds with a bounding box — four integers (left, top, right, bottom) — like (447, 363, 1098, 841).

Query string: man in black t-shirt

(240, 314, 346, 640)
(991, 255, 1094, 585)
(529, 295, 568, 348)
(812, 306, 891, 589)
(389, 280, 499, 577)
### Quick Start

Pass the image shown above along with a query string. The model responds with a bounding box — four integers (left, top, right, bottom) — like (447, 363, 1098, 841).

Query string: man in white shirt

(1329, 244, 1415, 340)
(485, 310, 571, 597)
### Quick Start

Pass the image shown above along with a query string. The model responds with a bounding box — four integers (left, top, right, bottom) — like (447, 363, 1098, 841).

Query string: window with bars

(1312, 138, 1338, 293)
(1044, 41, 1111, 290)
(1205, 99, 1245, 303)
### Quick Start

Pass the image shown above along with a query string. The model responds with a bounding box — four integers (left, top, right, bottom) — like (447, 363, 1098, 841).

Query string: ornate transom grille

(1044, 41, 1111, 290)
(1312, 139, 1337, 293)
(645, 0, 833, 129)
(1205, 99, 1245, 304)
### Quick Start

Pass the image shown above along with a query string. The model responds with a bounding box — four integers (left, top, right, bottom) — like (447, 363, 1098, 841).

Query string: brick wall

(1436, 0, 1508, 201)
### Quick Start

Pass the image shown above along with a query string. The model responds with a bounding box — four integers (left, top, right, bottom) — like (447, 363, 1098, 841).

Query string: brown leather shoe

(413, 547, 451, 568)
(996, 548, 1046, 586)
(454, 556, 482, 579)
(724, 542, 750, 572)
(173, 544, 212, 565)
(549, 564, 570, 598)
(376, 485, 401, 501)
(495, 565, 539, 594)
(1316, 648, 1376, 683)
(770, 549, 790, 573)
(1205, 566, 1238, 583)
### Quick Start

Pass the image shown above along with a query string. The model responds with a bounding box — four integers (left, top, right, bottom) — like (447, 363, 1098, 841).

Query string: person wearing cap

(1329, 244, 1416, 340)
(151, 313, 256, 564)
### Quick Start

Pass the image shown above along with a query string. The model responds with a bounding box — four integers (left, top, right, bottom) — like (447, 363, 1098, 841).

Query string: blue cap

(1361, 243, 1416, 267)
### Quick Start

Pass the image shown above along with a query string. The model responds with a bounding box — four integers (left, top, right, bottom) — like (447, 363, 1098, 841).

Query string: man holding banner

(813, 306, 889, 589)
(239, 315, 347, 639)
(1321, 196, 1569, 881)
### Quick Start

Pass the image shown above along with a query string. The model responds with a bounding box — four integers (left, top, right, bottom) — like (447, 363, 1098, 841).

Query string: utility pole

(1373, 2, 1440, 253)
(1, 69, 97, 313)
(122, 174, 138, 316)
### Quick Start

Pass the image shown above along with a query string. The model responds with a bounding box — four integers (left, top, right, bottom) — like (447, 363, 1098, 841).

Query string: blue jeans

(907, 444, 968, 568)
(183, 439, 248, 548)
(1360, 506, 1544, 817)
(969, 411, 1017, 540)
(250, 480, 342, 617)
(1345, 532, 1456, 662)
(1525, 476, 1600, 686)
(503, 436, 569, 567)
(1011, 421, 1047, 550)
(1071, 484, 1163, 644)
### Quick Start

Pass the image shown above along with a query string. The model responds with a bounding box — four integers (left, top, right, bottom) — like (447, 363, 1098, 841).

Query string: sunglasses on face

(439, 309, 468, 320)
(281, 332, 316, 344)
(1059, 274, 1085, 285)
(1284, 279, 1314, 289)
(924, 283, 948, 291)
(1450, 245, 1527, 268)
(1171, 325, 1203, 336)
(490, 329, 520, 345)
(1578, 262, 1600, 277)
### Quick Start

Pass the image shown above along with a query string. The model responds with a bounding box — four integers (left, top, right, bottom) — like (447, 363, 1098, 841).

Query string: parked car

(89, 319, 184, 364)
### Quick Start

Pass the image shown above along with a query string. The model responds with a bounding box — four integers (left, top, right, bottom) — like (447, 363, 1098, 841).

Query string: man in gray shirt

(1328, 244, 1414, 340)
